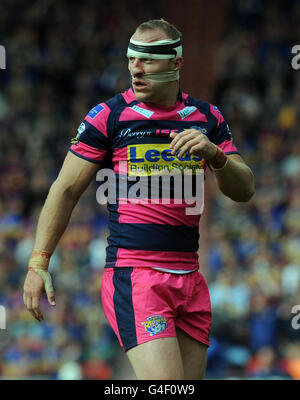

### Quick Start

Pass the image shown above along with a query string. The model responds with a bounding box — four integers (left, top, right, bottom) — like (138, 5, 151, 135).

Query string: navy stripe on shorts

(113, 267, 137, 350)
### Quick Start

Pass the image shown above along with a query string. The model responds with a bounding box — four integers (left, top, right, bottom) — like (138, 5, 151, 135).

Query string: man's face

(128, 29, 181, 104)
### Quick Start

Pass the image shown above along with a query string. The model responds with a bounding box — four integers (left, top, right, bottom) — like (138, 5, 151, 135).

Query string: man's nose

(131, 58, 144, 76)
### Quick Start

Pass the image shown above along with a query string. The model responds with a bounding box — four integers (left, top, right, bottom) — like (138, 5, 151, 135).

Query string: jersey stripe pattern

(70, 88, 239, 271)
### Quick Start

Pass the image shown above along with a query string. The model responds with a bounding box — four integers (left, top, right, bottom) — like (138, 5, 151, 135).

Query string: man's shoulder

(181, 91, 212, 114)
(106, 88, 136, 109)
(182, 91, 225, 123)
(82, 88, 136, 136)
(85, 89, 133, 123)
(91, 88, 134, 113)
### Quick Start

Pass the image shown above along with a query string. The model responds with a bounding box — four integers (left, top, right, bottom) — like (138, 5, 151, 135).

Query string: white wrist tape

(30, 268, 54, 295)
(28, 250, 54, 295)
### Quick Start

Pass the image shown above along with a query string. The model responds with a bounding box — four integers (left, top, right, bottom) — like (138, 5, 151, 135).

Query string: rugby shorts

(101, 267, 212, 351)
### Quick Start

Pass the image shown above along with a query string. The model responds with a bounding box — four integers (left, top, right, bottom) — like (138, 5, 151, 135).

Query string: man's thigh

(126, 336, 184, 380)
(176, 327, 208, 380)
(126, 329, 207, 380)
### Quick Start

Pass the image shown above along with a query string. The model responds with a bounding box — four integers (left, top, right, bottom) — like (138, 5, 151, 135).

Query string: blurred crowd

(0, 0, 157, 379)
(0, 0, 299, 380)
(205, 0, 300, 379)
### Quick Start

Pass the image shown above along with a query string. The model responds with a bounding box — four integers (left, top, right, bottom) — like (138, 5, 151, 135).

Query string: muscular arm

(211, 154, 255, 202)
(34, 151, 100, 253)
(23, 151, 100, 321)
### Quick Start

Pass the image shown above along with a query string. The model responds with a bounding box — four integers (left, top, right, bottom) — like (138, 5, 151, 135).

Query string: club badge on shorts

(141, 315, 167, 336)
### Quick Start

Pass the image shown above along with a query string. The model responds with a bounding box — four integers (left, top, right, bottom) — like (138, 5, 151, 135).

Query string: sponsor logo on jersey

(141, 315, 167, 336)
(119, 128, 180, 139)
(119, 128, 153, 139)
(127, 143, 204, 176)
(177, 106, 197, 120)
(118, 127, 207, 139)
(71, 122, 86, 145)
(130, 105, 154, 119)
(88, 104, 104, 119)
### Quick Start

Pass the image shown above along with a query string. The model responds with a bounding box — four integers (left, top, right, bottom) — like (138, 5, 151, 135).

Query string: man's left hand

(169, 129, 217, 160)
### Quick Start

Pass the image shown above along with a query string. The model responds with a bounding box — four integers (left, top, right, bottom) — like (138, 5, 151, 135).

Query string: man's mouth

(133, 79, 148, 90)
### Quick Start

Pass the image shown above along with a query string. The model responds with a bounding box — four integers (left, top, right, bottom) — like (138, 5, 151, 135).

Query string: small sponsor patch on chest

(177, 106, 197, 120)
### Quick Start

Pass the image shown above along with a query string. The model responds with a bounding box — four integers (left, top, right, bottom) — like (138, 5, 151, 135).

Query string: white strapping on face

(127, 38, 182, 82)
(139, 70, 180, 82)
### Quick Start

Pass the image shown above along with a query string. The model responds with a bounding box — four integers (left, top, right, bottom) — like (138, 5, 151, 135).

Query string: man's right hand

(23, 269, 56, 322)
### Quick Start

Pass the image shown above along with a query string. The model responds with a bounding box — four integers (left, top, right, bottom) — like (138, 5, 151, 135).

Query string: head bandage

(127, 37, 182, 82)
(127, 38, 182, 59)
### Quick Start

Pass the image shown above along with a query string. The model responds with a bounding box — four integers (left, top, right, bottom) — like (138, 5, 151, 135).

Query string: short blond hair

(135, 19, 182, 41)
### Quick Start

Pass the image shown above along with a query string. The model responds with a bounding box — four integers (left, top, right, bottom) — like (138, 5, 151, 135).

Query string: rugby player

(23, 19, 255, 380)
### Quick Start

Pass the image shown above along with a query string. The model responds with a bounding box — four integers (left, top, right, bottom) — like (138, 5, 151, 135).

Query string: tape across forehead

(127, 38, 182, 60)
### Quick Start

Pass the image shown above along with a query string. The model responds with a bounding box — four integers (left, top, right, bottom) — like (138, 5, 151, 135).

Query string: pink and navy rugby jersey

(69, 88, 239, 271)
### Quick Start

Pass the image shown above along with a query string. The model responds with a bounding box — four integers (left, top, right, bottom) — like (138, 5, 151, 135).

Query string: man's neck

(150, 83, 180, 107)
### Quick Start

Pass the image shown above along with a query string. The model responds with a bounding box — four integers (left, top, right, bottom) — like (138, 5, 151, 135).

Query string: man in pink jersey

(23, 19, 255, 380)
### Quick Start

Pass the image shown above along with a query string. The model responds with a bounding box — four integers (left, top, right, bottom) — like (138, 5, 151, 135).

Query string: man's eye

(128, 57, 152, 63)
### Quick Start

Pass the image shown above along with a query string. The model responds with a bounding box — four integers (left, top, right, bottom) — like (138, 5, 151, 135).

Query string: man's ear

(173, 56, 183, 71)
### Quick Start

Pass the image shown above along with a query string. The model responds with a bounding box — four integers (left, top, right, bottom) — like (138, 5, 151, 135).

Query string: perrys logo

(141, 315, 167, 336)
(119, 127, 207, 139)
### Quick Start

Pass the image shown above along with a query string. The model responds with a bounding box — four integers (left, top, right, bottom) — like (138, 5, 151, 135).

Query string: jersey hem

(104, 264, 200, 271)
(224, 151, 240, 155)
(69, 148, 102, 164)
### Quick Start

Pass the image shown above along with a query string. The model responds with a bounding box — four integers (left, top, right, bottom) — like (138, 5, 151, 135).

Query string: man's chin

(133, 89, 152, 102)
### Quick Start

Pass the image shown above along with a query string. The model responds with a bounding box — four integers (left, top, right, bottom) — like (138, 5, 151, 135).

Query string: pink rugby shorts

(100, 267, 212, 351)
